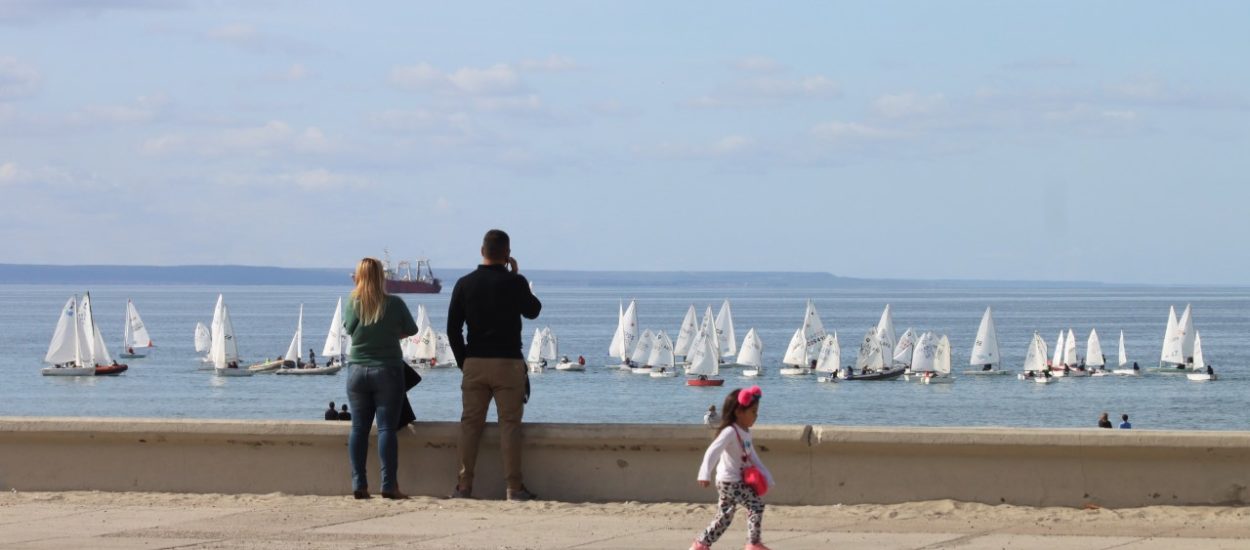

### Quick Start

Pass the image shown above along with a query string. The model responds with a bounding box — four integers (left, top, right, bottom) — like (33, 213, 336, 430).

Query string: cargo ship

(382, 251, 442, 294)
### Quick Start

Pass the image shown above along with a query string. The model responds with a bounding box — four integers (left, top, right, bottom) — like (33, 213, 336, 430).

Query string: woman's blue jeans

(347, 364, 404, 493)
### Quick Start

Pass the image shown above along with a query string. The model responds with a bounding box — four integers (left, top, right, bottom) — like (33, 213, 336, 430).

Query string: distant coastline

(0, 263, 1164, 289)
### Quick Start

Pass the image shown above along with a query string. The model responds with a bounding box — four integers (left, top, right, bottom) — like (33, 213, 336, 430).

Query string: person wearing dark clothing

(338, 404, 352, 421)
(1120, 414, 1132, 429)
(325, 401, 338, 421)
(343, 257, 419, 500)
(1098, 412, 1113, 429)
(448, 229, 542, 501)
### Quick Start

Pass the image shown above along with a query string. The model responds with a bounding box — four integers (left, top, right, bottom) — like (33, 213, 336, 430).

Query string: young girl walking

(691, 386, 774, 550)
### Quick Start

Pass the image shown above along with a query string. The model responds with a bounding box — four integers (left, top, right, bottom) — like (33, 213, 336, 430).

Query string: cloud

(0, 0, 187, 25)
(216, 168, 370, 191)
(389, 62, 523, 96)
(0, 161, 76, 186)
(683, 66, 843, 109)
(519, 55, 580, 73)
(1001, 57, 1078, 71)
(270, 63, 310, 82)
(742, 75, 840, 98)
(733, 55, 784, 73)
(811, 121, 906, 141)
(646, 134, 756, 160)
(588, 99, 639, 117)
(142, 120, 334, 157)
(0, 57, 41, 100)
(204, 23, 313, 55)
(872, 92, 946, 118)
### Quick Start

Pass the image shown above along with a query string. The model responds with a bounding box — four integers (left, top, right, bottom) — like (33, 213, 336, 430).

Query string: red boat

(379, 253, 442, 294)
(686, 377, 724, 387)
(95, 364, 128, 376)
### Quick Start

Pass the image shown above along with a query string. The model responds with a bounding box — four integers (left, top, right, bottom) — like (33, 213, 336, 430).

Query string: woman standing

(344, 257, 419, 499)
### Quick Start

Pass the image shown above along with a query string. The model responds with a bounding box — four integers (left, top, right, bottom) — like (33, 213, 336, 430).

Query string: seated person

(324, 402, 338, 421)
(578, 355, 586, 365)
(337, 404, 351, 421)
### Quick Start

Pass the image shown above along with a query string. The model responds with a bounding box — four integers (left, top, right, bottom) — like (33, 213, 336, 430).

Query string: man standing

(448, 229, 542, 501)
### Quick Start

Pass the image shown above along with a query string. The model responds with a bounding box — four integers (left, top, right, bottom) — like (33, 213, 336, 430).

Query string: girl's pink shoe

(689, 540, 711, 550)
(744, 544, 771, 550)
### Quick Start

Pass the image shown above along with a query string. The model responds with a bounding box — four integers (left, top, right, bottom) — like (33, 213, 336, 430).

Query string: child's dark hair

(716, 388, 759, 433)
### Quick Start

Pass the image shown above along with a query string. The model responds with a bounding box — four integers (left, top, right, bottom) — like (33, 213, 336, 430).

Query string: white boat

(779, 327, 811, 376)
(406, 325, 439, 368)
(1186, 331, 1216, 381)
(733, 328, 765, 377)
(892, 328, 916, 371)
(275, 364, 343, 375)
(1085, 328, 1108, 375)
(645, 331, 676, 377)
(1159, 305, 1196, 371)
(684, 325, 723, 386)
(1064, 328, 1080, 372)
(322, 297, 351, 366)
(924, 335, 954, 384)
(1049, 330, 1066, 374)
(673, 305, 698, 365)
(875, 305, 896, 369)
(715, 300, 737, 362)
(194, 321, 211, 358)
(282, 304, 305, 367)
(433, 332, 458, 368)
(42, 296, 96, 376)
(415, 304, 431, 333)
(211, 298, 249, 377)
(965, 307, 1007, 375)
(1112, 331, 1140, 375)
(526, 327, 554, 373)
(905, 331, 937, 381)
(1017, 332, 1053, 384)
(119, 299, 154, 359)
(629, 328, 656, 373)
(607, 300, 639, 369)
(780, 300, 825, 376)
(815, 333, 840, 383)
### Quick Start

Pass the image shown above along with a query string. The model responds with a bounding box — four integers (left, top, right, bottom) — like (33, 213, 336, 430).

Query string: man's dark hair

(483, 229, 510, 261)
(329, 401, 335, 408)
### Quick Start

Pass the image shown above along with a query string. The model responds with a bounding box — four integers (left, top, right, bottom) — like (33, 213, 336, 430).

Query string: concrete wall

(2, 417, 1249, 507)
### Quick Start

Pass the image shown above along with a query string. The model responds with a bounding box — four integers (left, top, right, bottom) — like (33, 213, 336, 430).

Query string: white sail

(1023, 332, 1049, 372)
(910, 332, 938, 373)
(674, 305, 698, 356)
(685, 327, 719, 377)
(210, 303, 237, 368)
(123, 299, 153, 349)
(1086, 329, 1105, 367)
(875, 305, 896, 364)
(608, 301, 626, 359)
(526, 327, 545, 363)
(1064, 328, 1078, 366)
(194, 322, 211, 353)
(647, 331, 675, 370)
(1118, 330, 1128, 367)
(415, 304, 430, 332)
(715, 300, 737, 357)
(541, 327, 558, 360)
(322, 297, 347, 358)
(435, 332, 456, 366)
(630, 328, 655, 364)
(969, 307, 1000, 367)
(815, 333, 841, 373)
(801, 300, 827, 359)
(1178, 304, 1195, 364)
(1051, 330, 1065, 367)
(45, 296, 83, 365)
(781, 327, 807, 367)
(619, 301, 639, 360)
(735, 328, 763, 369)
(1191, 330, 1205, 370)
(893, 328, 917, 366)
(284, 305, 304, 363)
(411, 325, 437, 360)
(210, 294, 224, 347)
(1161, 305, 1182, 365)
(936, 335, 952, 375)
(80, 293, 113, 365)
(702, 306, 719, 357)
(855, 326, 885, 371)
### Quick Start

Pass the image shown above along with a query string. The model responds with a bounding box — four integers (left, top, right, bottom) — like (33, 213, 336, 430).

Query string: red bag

(733, 427, 769, 497)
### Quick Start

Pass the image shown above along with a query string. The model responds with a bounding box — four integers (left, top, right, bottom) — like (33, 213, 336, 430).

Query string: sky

(0, 1, 1247, 284)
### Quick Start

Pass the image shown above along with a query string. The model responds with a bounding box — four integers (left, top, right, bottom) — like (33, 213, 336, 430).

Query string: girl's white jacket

(697, 424, 775, 487)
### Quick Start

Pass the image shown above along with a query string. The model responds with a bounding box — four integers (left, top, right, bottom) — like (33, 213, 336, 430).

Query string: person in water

(1098, 412, 1112, 429)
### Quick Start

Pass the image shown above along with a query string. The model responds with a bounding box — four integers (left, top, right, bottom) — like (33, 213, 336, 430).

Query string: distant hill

(0, 263, 1116, 289)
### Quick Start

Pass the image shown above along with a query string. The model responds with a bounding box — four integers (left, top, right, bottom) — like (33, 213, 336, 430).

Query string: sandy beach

(3, 491, 1248, 549)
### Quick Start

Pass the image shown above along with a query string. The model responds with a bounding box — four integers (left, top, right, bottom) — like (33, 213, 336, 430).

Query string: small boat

(526, 327, 555, 373)
(904, 331, 937, 382)
(119, 299, 154, 359)
(211, 298, 250, 377)
(672, 305, 698, 366)
(275, 362, 344, 375)
(644, 331, 675, 377)
(715, 299, 737, 364)
(1111, 332, 1141, 375)
(779, 327, 811, 376)
(875, 304, 897, 368)
(606, 300, 639, 369)
(1086, 328, 1106, 371)
(629, 329, 655, 374)
(964, 307, 1008, 375)
(1157, 304, 1196, 371)
(1018, 332, 1052, 384)
(248, 359, 292, 373)
(814, 333, 840, 383)
(685, 324, 723, 386)
(556, 357, 586, 371)
(730, 328, 764, 377)
(923, 335, 954, 384)
(42, 295, 98, 376)
(194, 321, 211, 364)
(1185, 331, 1215, 381)
(406, 325, 439, 368)
(842, 326, 903, 381)
(892, 328, 916, 372)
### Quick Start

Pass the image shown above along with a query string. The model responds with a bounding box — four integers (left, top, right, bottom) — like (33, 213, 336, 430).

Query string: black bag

(398, 366, 422, 427)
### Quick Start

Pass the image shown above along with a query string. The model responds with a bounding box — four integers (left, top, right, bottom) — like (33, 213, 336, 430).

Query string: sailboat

(893, 328, 917, 370)
(630, 329, 656, 374)
(733, 328, 765, 377)
(1160, 304, 1197, 372)
(715, 300, 738, 363)
(322, 297, 350, 368)
(211, 298, 249, 377)
(685, 325, 723, 386)
(815, 333, 841, 383)
(924, 335, 954, 384)
(194, 322, 211, 359)
(965, 307, 1006, 375)
(906, 332, 937, 382)
(527, 327, 556, 373)
(72, 294, 127, 375)
(1087, 329, 1110, 376)
(608, 300, 639, 369)
(1186, 331, 1216, 381)
(42, 296, 96, 376)
(433, 332, 457, 368)
(875, 305, 896, 368)
(1063, 328, 1085, 376)
(118, 299, 154, 359)
(843, 326, 905, 380)
(646, 331, 676, 377)
(779, 327, 811, 376)
(1049, 330, 1066, 373)
(406, 325, 439, 368)
(1112, 331, 1139, 375)
(673, 305, 698, 364)
(276, 304, 345, 375)
(780, 300, 825, 376)
(1018, 332, 1053, 383)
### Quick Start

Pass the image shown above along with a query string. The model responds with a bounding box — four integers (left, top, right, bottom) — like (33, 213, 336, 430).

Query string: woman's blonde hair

(351, 257, 387, 325)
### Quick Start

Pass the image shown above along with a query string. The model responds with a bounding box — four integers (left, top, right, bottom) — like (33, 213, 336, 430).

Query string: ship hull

(385, 279, 442, 294)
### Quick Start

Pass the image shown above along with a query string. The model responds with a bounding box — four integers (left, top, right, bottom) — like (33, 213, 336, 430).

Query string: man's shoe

(381, 490, 408, 500)
(352, 490, 371, 500)
(448, 486, 473, 499)
(506, 487, 538, 501)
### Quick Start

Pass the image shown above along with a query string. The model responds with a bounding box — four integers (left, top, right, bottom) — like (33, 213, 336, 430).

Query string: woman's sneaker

(506, 487, 538, 501)
(743, 543, 771, 550)
(689, 540, 711, 550)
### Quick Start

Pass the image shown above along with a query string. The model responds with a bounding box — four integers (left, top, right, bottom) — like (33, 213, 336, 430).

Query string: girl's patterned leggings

(698, 481, 765, 544)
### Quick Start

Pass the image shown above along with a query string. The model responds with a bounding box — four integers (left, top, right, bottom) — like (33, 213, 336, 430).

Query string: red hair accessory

(737, 385, 762, 407)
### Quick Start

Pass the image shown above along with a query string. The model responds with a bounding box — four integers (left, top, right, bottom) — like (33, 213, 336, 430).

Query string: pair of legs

(347, 364, 404, 494)
(457, 357, 527, 493)
(699, 481, 766, 545)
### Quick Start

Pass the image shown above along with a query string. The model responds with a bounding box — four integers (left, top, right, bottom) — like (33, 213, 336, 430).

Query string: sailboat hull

(214, 368, 253, 377)
(1111, 369, 1141, 376)
(118, 353, 147, 359)
(922, 375, 954, 384)
(778, 367, 811, 376)
(1187, 373, 1216, 381)
(649, 370, 675, 378)
(41, 367, 96, 376)
(686, 378, 724, 387)
(95, 364, 128, 376)
(961, 369, 1010, 376)
(843, 366, 907, 381)
(555, 361, 585, 371)
(275, 365, 343, 375)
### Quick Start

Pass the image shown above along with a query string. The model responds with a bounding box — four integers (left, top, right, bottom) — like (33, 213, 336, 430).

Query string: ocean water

(1, 284, 1246, 431)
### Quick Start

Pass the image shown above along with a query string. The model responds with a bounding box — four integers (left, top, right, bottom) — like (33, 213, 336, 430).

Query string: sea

(2, 284, 1246, 431)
